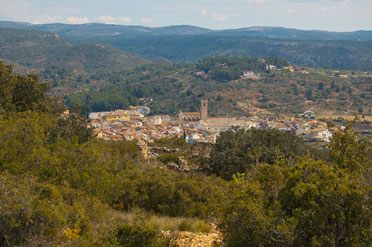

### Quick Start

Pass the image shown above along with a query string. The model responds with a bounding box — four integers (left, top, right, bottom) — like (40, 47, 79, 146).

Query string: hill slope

(0, 28, 151, 75)
(78, 35, 372, 69)
(66, 56, 372, 117)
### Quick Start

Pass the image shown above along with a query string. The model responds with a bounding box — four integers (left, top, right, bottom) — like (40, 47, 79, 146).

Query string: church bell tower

(200, 99, 208, 121)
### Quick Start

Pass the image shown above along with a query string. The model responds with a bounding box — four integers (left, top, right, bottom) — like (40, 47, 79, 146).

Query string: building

(178, 99, 208, 122)
(179, 111, 201, 121)
(302, 110, 315, 119)
(104, 113, 130, 122)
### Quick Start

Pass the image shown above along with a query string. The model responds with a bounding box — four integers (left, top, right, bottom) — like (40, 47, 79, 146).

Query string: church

(178, 99, 208, 122)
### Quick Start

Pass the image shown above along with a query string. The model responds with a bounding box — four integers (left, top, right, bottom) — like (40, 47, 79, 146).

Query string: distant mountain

(210, 27, 372, 41)
(0, 28, 150, 75)
(2, 21, 372, 69)
(1, 21, 372, 41)
(0, 21, 212, 38)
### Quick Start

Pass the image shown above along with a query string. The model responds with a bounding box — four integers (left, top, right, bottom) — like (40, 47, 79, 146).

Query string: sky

(0, 0, 371, 31)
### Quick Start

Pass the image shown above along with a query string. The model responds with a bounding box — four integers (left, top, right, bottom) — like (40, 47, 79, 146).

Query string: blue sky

(0, 0, 371, 31)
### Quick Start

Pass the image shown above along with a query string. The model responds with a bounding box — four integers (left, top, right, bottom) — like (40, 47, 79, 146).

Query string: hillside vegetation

(0, 28, 150, 77)
(66, 56, 372, 117)
(68, 35, 372, 69)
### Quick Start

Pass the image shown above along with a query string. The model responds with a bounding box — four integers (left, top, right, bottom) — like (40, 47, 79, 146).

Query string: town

(88, 99, 334, 144)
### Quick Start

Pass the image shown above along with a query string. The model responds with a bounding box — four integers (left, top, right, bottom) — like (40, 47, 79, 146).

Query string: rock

(189, 142, 214, 159)
(137, 139, 148, 161)
(163, 230, 223, 247)
(166, 157, 191, 173)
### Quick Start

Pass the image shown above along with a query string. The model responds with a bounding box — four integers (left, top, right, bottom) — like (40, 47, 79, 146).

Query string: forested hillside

(0, 28, 150, 77)
(1, 61, 372, 246)
(2, 21, 372, 69)
(66, 56, 372, 117)
(70, 35, 372, 69)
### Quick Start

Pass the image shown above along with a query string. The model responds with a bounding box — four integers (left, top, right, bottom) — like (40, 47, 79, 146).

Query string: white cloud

(211, 12, 227, 21)
(200, 9, 208, 16)
(97, 15, 117, 24)
(286, 8, 296, 13)
(141, 17, 153, 25)
(246, 0, 266, 5)
(97, 15, 132, 24)
(232, 13, 241, 17)
(66, 16, 89, 24)
(118, 16, 132, 23)
(320, 6, 328, 12)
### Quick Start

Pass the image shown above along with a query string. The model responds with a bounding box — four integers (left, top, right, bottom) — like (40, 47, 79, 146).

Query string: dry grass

(109, 208, 211, 233)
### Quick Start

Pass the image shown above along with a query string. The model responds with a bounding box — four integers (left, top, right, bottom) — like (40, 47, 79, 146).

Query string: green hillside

(0, 28, 151, 77)
(66, 56, 372, 117)
(69, 35, 372, 70)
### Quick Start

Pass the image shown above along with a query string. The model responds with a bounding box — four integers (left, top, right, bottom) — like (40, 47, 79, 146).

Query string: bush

(105, 224, 176, 247)
(158, 153, 182, 164)
(208, 127, 313, 180)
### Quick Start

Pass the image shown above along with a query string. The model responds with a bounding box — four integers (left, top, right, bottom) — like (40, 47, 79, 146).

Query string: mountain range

(1, 21, 372, 41)
(1, 21, 372, 70)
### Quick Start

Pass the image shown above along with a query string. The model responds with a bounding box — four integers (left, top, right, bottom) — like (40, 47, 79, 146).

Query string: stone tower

(200, 99, 208, 121)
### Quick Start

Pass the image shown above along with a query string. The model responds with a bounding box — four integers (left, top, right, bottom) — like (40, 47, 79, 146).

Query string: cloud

(97, 15, 132, 24)
(286, 8, 296, 13)
(320, 6, 328, 12)
(117, 16, 132, 23)
(66, 16, 89, 24)
(246, 0, 266, 4)
(97, 15, 117, 24)
(200, 9, 208, 16)
(211, 12, 227, 21)
(141, 17, 153, 25)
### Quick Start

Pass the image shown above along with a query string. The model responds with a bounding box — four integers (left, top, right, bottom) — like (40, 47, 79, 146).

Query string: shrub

(105, 224, 176, 247)
(158, 153, 182, 164)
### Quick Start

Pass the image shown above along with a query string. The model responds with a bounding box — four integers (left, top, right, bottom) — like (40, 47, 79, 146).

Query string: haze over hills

(1, 21, 372, 70)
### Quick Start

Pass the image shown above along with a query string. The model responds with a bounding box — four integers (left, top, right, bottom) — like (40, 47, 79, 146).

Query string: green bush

(158, 152, 182, 164)
(105, 224, 176, 247)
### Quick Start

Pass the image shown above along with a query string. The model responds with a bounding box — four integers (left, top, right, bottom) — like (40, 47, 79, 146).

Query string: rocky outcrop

(188, 142, 214, 168)
(164, 229, 223, 247)
(189, 142, 214, 159)
(149, 146, 180, 154)
(137, 139, 148, 161)
(166, 156, 191, 172)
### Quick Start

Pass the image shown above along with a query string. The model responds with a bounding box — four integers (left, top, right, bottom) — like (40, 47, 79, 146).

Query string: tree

(207, 127, 311, 180)
(222, 160, 372, 247)
(0, 61, 51, 114)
